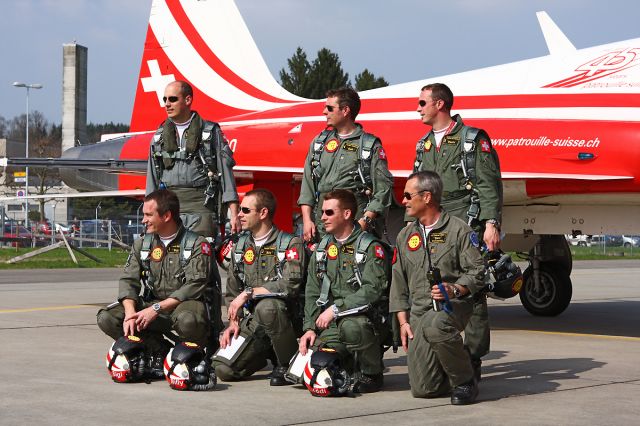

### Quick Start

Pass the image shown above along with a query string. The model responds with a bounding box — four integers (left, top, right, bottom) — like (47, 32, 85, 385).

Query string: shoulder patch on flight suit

(407, 232, 422, 251)
(392, 247, 398, 264)
(243, 247, 256, 264)
(151, 246, 164, 261)
(374, 245, 385, 259)
(378, 147, 387, 160)
(167, 244, 180, 254)
(201, 242, 212, 256)
(327, 243, 339, 260)
(325, 138, 339, 153)
(480, 139, 491, 152)
(285, 247, 299, 261)
(260, 246, 276, 256)
(341, 245, 354, 254)
(429, 233, 447, 244)
(424, 140, 432, 152)
(342, 142, 358, 152)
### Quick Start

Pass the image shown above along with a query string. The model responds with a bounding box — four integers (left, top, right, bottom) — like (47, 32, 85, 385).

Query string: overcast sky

(2, 0, 639, 127)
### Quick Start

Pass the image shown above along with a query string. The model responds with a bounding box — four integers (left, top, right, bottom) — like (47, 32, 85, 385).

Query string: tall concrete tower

(62, 43, 88, 152)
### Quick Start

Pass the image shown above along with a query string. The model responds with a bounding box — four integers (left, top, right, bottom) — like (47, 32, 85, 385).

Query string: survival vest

(310, 129, 379, 203)
(139, 230, 200, 301)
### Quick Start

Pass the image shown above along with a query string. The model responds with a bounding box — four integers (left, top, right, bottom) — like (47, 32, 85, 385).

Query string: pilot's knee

(214, 363, 239, 382)
(253, 299, 280, 329)
(97, 308, 121, 339)
(173, 310, 207, 340)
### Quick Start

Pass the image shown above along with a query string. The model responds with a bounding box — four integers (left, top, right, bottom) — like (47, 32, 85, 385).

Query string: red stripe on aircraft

(165, 0, 294, 105)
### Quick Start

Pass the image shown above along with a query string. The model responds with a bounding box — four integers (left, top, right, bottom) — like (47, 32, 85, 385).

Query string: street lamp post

(95, 201, 102, 248)
(13, 82, 43, 230)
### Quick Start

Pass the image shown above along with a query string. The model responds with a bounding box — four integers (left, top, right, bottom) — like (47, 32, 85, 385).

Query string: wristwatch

(452, 286, 462, 299)
(361, 215, 374, 228)
(244, 287, 254, 297)
(152, 302, 161, 313)
(331, 304, 339, 318)
(486, 219, 501, 230)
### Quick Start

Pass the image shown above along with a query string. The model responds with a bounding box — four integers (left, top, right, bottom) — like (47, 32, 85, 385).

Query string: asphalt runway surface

(1, 260, 639, 425)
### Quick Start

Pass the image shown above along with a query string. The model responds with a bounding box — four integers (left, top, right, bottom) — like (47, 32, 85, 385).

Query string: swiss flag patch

(480, 139, 491, 153)
(378, 147, 387, 160)
(374, 245, 385, 259)
(285, 248, 299, 261)
(201, 242, 212, 256)
(392, 247, 398, 264)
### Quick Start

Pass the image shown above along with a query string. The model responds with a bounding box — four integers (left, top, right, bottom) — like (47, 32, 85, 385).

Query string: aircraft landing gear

(518, 235, 573, 316)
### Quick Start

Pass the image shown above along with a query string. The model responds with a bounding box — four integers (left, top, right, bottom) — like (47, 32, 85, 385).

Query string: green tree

(354, 68, 389, 91)
(279, 47, 311, 97)
(307, 48, 350, 99)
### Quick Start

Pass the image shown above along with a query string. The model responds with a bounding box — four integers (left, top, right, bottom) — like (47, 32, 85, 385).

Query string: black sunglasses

(403, 190, 428, 200)
(240, 207, 257, 214)
(321, 209, 336, 216)
(418, 99, 437, 107)
(325, 105, 340, 112)
(163, 96, 180, 103)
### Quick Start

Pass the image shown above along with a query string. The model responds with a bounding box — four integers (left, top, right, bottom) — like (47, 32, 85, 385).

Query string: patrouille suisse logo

(127, 335, 141, 342)
(243, 247, 256, 264)
(513, 277, 524, 294)
(325, 138, 339, 153)
(543, 47, 640, 88)
(407, 233, 421, 251)
(151, 246, 164, 261)
(327, 243, 339, 260)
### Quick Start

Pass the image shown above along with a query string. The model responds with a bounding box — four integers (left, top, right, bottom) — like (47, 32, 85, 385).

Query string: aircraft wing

(0, 189, 145, 202)
(0, 157, 147, 175)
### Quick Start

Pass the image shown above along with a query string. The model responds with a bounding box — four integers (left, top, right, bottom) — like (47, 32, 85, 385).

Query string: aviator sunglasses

(325, 105, 341, 112)
(321, 209, 336, 216)
(162, 96, 180, 103)
(240, 207, 257, 214)
(418, 99, 438, 107)
(403, 190, 428, 200)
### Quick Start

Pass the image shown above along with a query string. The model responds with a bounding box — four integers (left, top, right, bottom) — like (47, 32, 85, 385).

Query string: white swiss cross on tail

(375, 245, 385, 259)
(285, 248, 299, 261)
(141, 59, 176, 106)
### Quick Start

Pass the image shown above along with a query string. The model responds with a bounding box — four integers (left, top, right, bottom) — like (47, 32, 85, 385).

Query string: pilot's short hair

(326, 87, 361, 120)
(144, 189, 180, 222)
(245, 189, 277, 220)
(420, 83, 454, 111)
(323, 189, 358, 219)
(172, 80, 193, 98)
(407, 170, 443, 205)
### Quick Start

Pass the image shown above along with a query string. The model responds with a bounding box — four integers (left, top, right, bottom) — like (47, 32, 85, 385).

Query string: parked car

(565, 234, 590, 247)
(2, 223, 34, 247)
(622, 235, 640, 248)
(589, 235, 623, 247)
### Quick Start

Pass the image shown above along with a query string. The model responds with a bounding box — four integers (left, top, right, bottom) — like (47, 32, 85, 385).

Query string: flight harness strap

(413, 132, 431, 172)
(460, 127, 481, 225)
(314, 232, 379, 308)
(356, 134, 377, 200)
(232, 232, 252, 288)
(310, 129, 334, 204)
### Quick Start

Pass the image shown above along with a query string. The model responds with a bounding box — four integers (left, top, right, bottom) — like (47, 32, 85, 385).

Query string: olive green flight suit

(146, 111, 240, 341)
(390, 211, 485, 397)
(214, 228, 306, 381)
(413, 114, 502, 361)
(298, 124, 394, 238)
(97, 226, 212, 351)
(303, 227, 389, 376)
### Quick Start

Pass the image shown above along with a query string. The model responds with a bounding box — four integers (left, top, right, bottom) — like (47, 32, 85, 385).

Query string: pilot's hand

(303, 220, 316, 242)
(400, 322, 414, 352)
(132, 307, 158, 332)
(123, 315, 137, 337)
(315, 307, 335, 330)
(299, 330, 316, 355)
(219, 321, 240, 349)
(228, 292, 249, 321)
(230, 215, 241, 234)
(431, 283, 453, 301)
(484, 223, 501, 251)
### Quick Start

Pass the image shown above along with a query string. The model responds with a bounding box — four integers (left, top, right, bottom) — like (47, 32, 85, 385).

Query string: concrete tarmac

(1, 261, 639, 425)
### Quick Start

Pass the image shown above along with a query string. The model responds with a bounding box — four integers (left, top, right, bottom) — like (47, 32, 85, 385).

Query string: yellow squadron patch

(327, 243, 339, 260)
(243, 247, 256, 265)
(150, 246, 164, 261)
(407, 233, 422, 251)
(325, 138, 339, 153)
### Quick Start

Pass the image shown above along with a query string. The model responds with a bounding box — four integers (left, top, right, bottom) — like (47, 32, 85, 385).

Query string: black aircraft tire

(519, 264, 572, 317)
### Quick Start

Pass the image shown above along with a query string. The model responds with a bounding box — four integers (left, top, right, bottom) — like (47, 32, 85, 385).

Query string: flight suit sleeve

(261, 237, 306, 296)
(454, 229, 486, 295)
(298, 140, 317, 207)
(118, 239, 143, 302)
(366, 140, 394, 215)
(169, 238, 210, 301)
(145, 145, 159, 195)
(303, 254, 321, 331)
(474, 131, 502, 222)
(389, 241, 411, 313)
(216, 127, 239, 205)
(335, 243, 387, 312)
